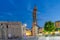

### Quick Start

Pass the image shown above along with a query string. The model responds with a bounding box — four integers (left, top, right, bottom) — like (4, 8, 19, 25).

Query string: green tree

(44, 21, 55, 32)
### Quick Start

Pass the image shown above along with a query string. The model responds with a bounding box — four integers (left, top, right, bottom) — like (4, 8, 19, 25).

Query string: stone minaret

(32, 6, 38, 36)
(33, 6, 37, 24)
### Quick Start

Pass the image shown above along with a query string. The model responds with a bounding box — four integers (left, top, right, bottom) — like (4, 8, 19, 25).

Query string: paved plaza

(0, 36, 60, 40)
(24, 36, 60, 40)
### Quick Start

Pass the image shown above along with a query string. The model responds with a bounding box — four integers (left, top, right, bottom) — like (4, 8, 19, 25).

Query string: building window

(1, 23, 3, 25)
(6, 25, 8, 28)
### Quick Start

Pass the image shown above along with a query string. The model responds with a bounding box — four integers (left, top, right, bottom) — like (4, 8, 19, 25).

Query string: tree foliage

(44, 21, 55, 32)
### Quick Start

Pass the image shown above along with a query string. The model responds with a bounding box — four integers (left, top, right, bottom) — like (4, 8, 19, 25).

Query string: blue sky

(0, 0, 60, 28)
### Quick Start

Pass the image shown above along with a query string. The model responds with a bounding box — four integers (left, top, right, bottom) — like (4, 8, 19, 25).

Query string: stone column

(3, 24, 8, 40)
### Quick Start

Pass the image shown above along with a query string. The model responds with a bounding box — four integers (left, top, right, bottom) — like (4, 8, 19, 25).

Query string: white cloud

(8, 0, 16, 8)
(27, 0, 33, 12)
(37, 11, 46, 20)
(0, 16, 4, 18)
(7, 13, 13, 16)
(27, 5, 33, 12)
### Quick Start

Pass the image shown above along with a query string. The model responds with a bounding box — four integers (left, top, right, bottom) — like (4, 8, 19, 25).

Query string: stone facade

(0, 21, 23, 39)
(55, 21, 60, 28)
(38, 27, 44, 33)
(32, 25, 38, 36)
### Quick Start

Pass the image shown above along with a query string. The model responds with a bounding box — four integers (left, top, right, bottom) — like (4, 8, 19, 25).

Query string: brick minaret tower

(33, 6, 37, 25)
(32, 6, 38, 36)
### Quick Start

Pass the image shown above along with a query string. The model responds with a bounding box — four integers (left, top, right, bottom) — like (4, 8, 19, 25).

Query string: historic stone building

(55, 21, 60, 28)
(38, 27, 44, 33)
(26, 28, 31, 36)
(55, 21, 60, 31)
(0, 21, 23, 39)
